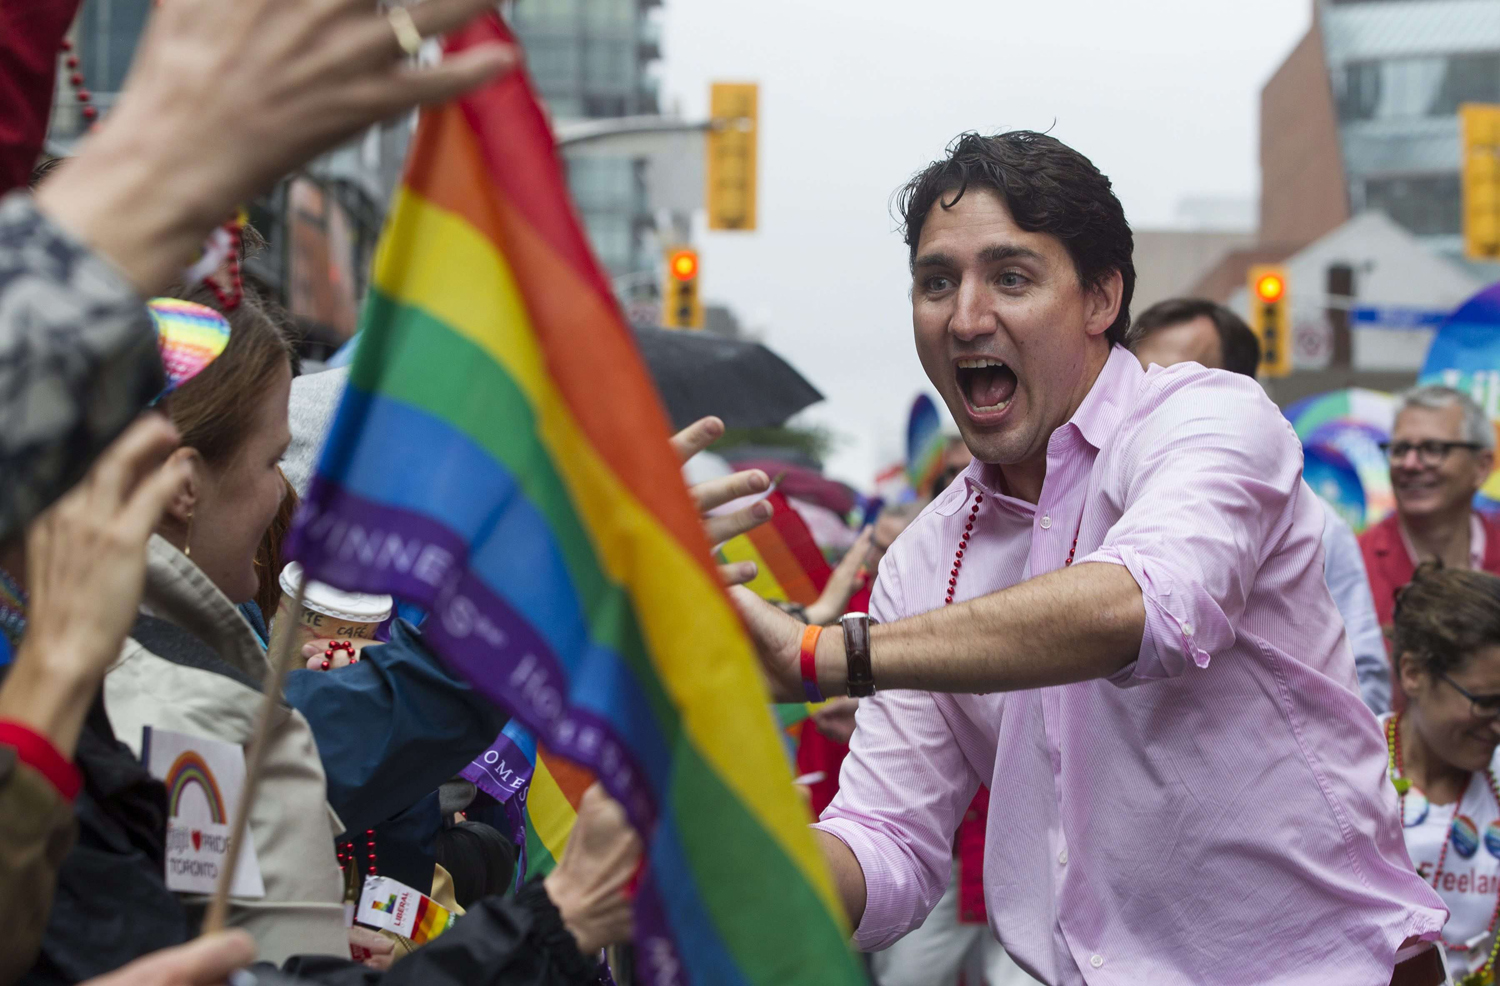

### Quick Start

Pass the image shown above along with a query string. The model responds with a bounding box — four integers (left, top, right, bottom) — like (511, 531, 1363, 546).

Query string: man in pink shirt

(733, 132, 1447, 985)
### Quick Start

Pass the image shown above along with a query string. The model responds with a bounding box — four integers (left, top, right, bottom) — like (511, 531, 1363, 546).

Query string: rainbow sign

(164, 750, 226, 824)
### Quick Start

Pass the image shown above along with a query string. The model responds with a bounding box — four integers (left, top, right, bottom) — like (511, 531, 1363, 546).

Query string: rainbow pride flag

(717, 491, 832, 607)
(286, 14, 859, 985)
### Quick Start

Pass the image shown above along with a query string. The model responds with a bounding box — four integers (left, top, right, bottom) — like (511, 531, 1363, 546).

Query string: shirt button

(1090, 955, 1104, 969)
(1057, 849, 1068, 865)
(1183, 622, 1195, 636)
(1040, 515, 1052, 530)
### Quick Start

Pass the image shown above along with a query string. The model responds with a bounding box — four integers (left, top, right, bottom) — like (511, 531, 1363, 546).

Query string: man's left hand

(729, 586, 814, 703)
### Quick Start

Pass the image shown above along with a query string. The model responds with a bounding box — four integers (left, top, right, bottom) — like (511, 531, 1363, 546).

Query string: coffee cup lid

(278, 562, 393, 624)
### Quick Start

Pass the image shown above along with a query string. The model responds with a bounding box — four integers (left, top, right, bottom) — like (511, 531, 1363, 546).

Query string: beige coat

(104, 535, 347, 964)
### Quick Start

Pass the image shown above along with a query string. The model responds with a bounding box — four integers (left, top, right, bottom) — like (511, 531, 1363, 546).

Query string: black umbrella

(633, 327, 824, 430)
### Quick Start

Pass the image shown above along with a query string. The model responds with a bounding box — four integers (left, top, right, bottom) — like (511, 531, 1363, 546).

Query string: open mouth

(955, 358, 1017, 414)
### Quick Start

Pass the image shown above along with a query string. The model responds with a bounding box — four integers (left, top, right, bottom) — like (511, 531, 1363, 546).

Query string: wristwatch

(840, 612, 876, 697)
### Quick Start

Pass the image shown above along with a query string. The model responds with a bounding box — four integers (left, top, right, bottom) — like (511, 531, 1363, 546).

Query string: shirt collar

(1064, 344, 1140, 452)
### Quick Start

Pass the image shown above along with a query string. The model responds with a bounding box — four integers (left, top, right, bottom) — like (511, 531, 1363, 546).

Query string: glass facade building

(1323, 0, 1500, 251)
(509, 0, 663, 277)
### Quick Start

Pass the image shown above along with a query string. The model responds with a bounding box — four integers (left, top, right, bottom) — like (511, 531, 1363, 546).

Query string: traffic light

(662, 248, 703, 329)
(1461, 103, 1500, 261)
(706, 83, 758, 231)
(1248, 265, 1291, 377)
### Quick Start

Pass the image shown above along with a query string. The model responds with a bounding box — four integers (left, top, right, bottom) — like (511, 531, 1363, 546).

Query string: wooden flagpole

(201, 578, 309, 934)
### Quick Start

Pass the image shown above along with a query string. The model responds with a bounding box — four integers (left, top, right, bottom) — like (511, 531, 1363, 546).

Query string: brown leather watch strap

(840, 612, 875, 697)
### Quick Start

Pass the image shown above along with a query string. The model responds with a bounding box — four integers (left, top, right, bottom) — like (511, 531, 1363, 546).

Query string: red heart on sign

(191, 830, 202, 851)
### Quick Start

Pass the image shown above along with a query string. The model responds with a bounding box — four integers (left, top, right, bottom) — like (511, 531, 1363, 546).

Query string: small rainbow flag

(717, 491, 832, 607)
(287, 14, 859, 985)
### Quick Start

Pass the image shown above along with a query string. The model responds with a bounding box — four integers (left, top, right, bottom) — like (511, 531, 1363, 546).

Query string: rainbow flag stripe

(409, 894, 457, 945)
(287, 15, 858, 986)
(717, 491, 832, 607)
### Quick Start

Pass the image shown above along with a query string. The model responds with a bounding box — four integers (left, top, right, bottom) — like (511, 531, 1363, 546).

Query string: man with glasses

(1362, 386, 1500, 690)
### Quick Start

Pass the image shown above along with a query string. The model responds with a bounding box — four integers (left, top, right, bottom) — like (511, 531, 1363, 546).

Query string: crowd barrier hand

(36, 0, 519, 298)
(543, 783, 641, 955)
(669, 416, 773, 586)
(0, 416, 190, 757)
(804, 525, 875, 627)
(80, 930, 255, 986)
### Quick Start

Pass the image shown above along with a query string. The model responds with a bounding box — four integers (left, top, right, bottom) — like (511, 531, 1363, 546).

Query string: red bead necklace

(58, 39, 99, 124)
(944, 490, 1081, 607)
(1387, 712, 1500, 975)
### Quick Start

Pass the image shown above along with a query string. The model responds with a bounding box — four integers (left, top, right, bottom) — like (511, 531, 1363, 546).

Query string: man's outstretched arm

(732, 561, 1145, 703)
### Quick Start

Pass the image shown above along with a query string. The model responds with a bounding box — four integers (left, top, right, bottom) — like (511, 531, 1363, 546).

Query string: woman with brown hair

(1386, 563, 1500, 984)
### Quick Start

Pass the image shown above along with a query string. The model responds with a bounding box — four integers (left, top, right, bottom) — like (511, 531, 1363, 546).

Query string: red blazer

(1358, 511, 1500, 633)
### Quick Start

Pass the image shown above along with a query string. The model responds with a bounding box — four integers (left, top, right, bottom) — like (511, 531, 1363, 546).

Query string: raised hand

(670, 416, 773, 587)
(37, 0, 519, 297)
(805, 525, 875, 627)
(0, 416, 191, 756)
(543, 784, 642, 954)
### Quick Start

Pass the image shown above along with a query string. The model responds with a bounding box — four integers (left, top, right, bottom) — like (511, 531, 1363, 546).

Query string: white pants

(871, 864, 1038, 986)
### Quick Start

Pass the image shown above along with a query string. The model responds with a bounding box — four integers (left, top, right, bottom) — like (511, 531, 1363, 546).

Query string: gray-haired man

(1360, 385, 1500, 675)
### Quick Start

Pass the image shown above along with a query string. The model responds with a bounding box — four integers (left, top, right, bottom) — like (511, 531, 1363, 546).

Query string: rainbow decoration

(164, 750, 227, 824)
(1283, 388, 1398, 532)
(1420, 281, 1500, 511)
(147, 298, 231, 398)
(717, 491, 832, 607)
(285, 15, 859, 985)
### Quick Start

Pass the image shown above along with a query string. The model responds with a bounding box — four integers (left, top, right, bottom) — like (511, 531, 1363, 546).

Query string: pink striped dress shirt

(814, 346, 1446, 985)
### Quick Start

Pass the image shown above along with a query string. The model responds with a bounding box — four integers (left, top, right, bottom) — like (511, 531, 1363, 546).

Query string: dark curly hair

(1391, 562, 1500, 677)
(895, 131, 1135, 346)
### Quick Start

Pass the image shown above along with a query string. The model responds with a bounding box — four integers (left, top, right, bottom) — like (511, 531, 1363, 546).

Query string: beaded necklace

(0, 567, 27, 647)
(1386, 713, 1500, 981)
(943, 490, 1080, 608)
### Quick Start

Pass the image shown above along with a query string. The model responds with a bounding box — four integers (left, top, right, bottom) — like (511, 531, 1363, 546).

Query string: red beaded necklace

(944, 489, 1080, 607)
(1387, 712, 1500, 976)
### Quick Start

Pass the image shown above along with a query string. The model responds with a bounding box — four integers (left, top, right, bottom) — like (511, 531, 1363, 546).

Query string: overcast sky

(655, 0, 1313, 488)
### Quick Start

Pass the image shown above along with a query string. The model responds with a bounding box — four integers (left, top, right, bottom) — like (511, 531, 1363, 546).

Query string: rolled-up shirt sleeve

(1076, 370, 1303, 686)
(812, 553, 982, 950)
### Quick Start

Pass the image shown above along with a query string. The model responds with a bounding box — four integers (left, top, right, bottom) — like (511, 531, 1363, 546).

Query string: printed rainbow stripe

(165, 750, 226, 824)
(717, 491, 832, 607)
(286, 15, 859, 985)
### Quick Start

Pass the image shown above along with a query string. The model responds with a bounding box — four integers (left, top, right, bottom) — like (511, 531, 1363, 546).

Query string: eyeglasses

(1439, 672, 1500, 720)
(1379, 440, 1484, 466)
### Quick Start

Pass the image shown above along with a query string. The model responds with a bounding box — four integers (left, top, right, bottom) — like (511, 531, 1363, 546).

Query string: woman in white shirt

(1387, 564, 1500, 984)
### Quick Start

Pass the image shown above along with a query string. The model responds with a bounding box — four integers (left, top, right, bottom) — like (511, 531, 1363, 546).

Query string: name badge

(142, 726, 266, 898)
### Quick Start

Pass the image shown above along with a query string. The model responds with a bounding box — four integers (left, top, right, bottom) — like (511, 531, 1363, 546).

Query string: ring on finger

(387, 5, 424, 57)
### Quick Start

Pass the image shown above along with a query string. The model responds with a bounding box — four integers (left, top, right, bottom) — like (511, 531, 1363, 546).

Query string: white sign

(142, 727, 265, 898)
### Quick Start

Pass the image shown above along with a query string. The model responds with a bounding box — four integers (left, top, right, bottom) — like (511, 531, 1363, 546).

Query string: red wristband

(800, 624, 825, 703)
(0, 721, 81, 801)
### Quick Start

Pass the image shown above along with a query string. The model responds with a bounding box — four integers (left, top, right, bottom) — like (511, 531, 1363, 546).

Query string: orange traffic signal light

(1247, 264, 1291, 378)
(662, 247, 703, 329)
(1254, 273, 1285, 303)
(669, 249, 699, 282)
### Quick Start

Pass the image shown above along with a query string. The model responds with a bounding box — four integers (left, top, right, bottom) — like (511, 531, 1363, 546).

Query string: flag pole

(201, 578, 309, 934)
